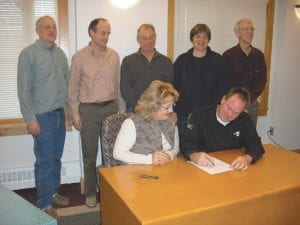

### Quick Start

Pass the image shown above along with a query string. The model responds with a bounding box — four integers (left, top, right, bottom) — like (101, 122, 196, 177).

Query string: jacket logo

(186, 123, 193, 130)
(233, 131, 240, 137)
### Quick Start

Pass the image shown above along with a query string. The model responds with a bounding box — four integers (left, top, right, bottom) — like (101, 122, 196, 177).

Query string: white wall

(0, 130, 82, 190)
(257, 0, 300, 149)
(75, 0, 169, 59)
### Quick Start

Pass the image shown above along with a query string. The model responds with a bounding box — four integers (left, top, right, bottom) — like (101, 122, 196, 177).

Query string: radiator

(0, 161, 81, 190)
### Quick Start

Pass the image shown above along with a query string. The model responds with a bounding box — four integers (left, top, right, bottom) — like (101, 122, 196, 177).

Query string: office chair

(101, 112, 133, 167)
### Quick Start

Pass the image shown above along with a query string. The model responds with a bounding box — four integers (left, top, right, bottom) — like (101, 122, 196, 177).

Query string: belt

(82, 100, 114, 107)
(52, 107, 63, 112)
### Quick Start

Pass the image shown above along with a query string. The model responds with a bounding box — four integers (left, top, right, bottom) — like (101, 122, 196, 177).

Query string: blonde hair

(135, 80, 179, 120)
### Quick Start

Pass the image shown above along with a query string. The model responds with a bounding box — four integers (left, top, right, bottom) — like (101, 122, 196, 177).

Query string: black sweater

(173, 47, 230, 118)
(181, 105, 265, 163)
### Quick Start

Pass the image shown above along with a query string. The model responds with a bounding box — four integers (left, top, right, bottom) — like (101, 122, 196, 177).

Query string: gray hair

(35, 15, 54, 29)
(137, 24, 156, 39)
(234, 18, 254, 33)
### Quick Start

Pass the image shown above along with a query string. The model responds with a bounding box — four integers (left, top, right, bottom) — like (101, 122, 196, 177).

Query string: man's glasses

(239, 27, 255, 32)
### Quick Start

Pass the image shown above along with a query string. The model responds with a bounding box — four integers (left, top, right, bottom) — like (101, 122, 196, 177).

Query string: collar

(36, 39, 56, 50)
(236, 43, 254, 56)
(216, 112, 229, 126)
(134, 48, 161, 57)
(187, 46, 212, 57)
(88, 42, 108, 57)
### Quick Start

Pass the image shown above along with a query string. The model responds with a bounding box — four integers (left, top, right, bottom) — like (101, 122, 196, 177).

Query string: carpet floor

(14, 183, 88, 207)
(58, 211, 100, 225)
(14, 183, 101, 224)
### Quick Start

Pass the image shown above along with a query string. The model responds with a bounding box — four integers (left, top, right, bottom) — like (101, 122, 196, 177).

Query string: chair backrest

(101, 112, 133, 167)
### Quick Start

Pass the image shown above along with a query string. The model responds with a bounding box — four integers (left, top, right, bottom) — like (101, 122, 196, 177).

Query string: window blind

(174, 0, 267, 60)
(0, 0, 57, 119)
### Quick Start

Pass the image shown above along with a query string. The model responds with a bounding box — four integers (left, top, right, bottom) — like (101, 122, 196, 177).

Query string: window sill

(0, 114, 72, 137)
(0, 118, 28, 136)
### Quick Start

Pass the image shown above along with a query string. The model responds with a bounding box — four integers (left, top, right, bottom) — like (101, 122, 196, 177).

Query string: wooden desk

(99, 144, 300, 225)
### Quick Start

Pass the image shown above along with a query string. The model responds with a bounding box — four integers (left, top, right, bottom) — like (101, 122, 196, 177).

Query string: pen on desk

(209, 159, 215, 167)
(139, 174, 159, 179)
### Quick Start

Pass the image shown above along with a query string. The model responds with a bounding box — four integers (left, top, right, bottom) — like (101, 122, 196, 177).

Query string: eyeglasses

(239, 27, 255, 32)
(161, 103, 176, 112)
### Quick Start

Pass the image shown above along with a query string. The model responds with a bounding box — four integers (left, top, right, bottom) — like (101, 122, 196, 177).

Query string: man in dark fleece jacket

(181, 87, 264, 171)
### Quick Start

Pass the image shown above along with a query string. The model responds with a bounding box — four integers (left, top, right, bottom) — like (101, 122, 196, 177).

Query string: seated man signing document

(181, 87, 265, 171)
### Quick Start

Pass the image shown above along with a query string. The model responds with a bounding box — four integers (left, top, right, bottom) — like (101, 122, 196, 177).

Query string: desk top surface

(99, 144, 300, 222)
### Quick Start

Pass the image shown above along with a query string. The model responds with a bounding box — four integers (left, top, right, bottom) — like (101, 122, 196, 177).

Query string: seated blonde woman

(113, 80, 180, 165)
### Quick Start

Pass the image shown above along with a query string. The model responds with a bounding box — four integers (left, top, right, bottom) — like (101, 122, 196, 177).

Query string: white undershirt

(216, 112, 229, 126)
(113, 118, 180, 164)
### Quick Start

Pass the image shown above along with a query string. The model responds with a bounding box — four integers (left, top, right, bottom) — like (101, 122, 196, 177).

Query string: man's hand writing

(190, 152, 215, 167)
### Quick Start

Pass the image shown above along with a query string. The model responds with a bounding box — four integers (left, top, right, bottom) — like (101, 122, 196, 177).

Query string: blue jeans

(34, 109, 66, 209)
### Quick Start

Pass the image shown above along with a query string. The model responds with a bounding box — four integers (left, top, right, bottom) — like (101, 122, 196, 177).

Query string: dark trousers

(247, 100, 259, 126)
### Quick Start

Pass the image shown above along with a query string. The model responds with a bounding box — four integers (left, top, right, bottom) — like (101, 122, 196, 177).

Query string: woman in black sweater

(173, 23, 230, 138)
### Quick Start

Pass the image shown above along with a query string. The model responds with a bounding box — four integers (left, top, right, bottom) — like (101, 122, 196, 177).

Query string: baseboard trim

(292, 149, 300, 154)
(58, 204, 100, 217)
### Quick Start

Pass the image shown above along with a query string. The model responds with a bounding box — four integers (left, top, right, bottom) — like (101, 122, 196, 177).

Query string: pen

(139, 174, 159, 179)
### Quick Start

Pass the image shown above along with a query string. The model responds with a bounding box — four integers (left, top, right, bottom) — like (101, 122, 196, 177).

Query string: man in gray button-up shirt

(120, 24, 174, 112)
(17, 16, 70, 218)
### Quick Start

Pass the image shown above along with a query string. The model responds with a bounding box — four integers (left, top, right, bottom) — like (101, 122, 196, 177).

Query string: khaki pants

(79, 101, 118, 196)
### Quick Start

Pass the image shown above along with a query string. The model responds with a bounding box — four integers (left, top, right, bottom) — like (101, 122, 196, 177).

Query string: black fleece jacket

(181, 105, 265, 163)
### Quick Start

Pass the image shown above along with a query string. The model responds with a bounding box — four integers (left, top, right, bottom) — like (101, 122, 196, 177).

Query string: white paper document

(188, 157, 233, 174)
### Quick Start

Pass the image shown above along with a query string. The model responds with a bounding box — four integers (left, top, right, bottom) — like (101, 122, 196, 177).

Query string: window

(168, 0, 274, 116)
(0, 0, 69, 136)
